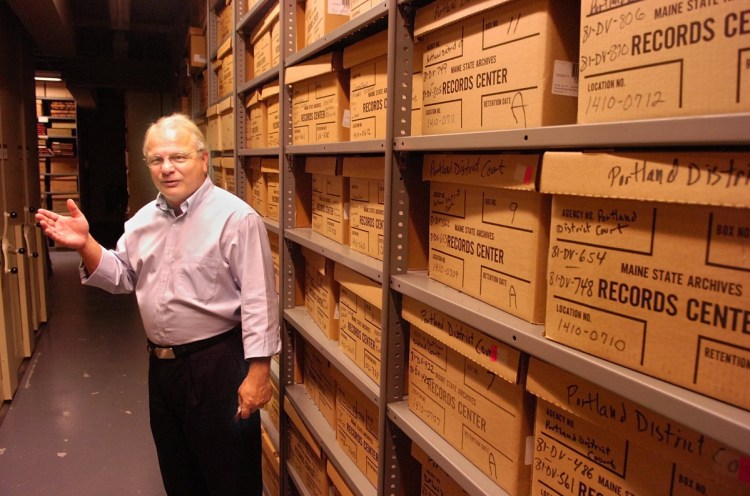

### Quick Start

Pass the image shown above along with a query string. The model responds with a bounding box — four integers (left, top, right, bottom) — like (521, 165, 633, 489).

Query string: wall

(124, 91, 173, 216)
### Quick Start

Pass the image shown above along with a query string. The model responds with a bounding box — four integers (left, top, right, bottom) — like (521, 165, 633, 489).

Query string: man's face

(144, 126, 208, 209)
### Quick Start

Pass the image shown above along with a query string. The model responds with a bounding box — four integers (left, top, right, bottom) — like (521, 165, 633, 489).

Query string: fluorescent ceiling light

(35, 71, 62, 82)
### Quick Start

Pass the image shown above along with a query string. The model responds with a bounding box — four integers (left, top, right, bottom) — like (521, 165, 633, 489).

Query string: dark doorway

(77, 89, 128, 248)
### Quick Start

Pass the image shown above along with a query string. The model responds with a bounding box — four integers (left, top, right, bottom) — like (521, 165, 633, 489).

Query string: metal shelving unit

(220, 0, 750, 495)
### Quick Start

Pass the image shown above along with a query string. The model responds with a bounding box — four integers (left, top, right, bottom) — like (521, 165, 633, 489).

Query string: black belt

(147, 325, 241, 359)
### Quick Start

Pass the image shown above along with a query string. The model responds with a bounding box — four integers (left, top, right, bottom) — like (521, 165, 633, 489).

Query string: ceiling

(8, 0, 206, 96)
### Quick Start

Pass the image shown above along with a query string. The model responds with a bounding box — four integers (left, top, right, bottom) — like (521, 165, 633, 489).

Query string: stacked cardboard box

(423, 153, 550, 323)
(302, 340, 337, 430)
(249, 4, 280, 78)
(221, 157, 235, 192)
(212, 159, 225, 190)
(216, 0, 233, 46)
(343, 31, 388, 141)
(527, 359, 749, 495)
(207, 104, 220, 150)
(326, 461, 355, 496)
(577, 0, 750, 123)
(287, 53, 350, 144)
(218, 97, 234, 151)
(415, 0, 579, 134)
(246, 157, 267, 216)
(187, 27, 206, 74)
(268, 230, 280, 292)
(261, 425, 280, 496)
(303, 0, 349, 47)
(342, 156, 384, 260)
(541, 151, 750, 410)
(333, 367, 379, 488)
(335, 264, 382, 385)
(262, 83, 281, 147)
(307, 156, 350, 245)
(402, 296, 533, 496)
(411, 443, 469, 496)
(245, 90, 266, 149)
(285, 398, 331, 496)
(527, 358, 749, 493)
(264, 158, 280, 221)
(349, 0, 375, 19)
(302, 247, 339, 340)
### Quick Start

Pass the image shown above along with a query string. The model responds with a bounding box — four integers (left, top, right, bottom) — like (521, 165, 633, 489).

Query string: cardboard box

(212, 162, 225, 190)
(350, 0, 376, 19)
(246, 157, 268, 216)
(245, 90, 267, 149)
(577, 1, 750, 124)
(335, 264, 382, 385)
(221, 157, 235, 193)
(49, 177, 77, 193)
(333, 367, 379, 488)
(302, 247, 339, 340)
(49, 159, 77, 175)
(268, 230, 280, 292)
(188, 27, 207, 72)
(417, 0, 579, 134)
(287, 53, 350, 144)
(216, 50, 234, 98)
(285, 398, 330, 496)
(264, 158, 280, 221)
(262, 83, 281, 147)
(411, 42, 424, 136)
(411, 442, 469, 496)
(402, 296, 533, 496)
(326, 461, 355, 496)
(250, 4, 279, 77)
(302, 340, 338, 430)
(423, 153, 551, 324)
(540, 151, 750, 410)
(304, 0, 350, 47)
(343, 31, 388, 141)
(216, 0, 234, 46)
(306, 156, 350, 245)
(206, 104, 221, 150)
(527, 358, 750, 489)
(218, 97, 234, 151)
(264, 370, 280, 432)
(532, 398, 747, 496)
(342, 156, 384, 260)
(261, 427, 280, 496)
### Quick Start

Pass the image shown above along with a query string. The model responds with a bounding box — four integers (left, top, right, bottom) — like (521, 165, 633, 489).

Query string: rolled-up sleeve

(80, 240, 137, 294)
(231, 213, 281, 359)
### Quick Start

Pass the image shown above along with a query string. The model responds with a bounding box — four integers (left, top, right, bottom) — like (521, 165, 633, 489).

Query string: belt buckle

(154, 346, 176, 359)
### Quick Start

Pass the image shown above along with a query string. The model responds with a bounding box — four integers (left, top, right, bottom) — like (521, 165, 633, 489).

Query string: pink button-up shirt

(82, 177, 281, 359)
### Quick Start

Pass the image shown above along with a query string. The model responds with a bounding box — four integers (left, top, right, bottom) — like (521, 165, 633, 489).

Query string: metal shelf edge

(286, 140, 386, 155)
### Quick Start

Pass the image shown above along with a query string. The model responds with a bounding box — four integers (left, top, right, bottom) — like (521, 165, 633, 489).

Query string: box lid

(343, 30, 388, 69)
(217, 96, 234, 113)
(414, 0, 516, 38)
(251, 3, 280, 43)
(211, 57, 223, 72)
(221, 157, 235, 169)
(285, 52, 343, 85)
(341, 156, 384, 180)
(217, 35, 233, 59)
(333, 263, 382, 310)
(305, 156, 340, 176)
(188, 26, 204, 36)
(261, 157, 279, 174)
(260, 82, 280, 99)
(401, 296, 523, 385)
(207, 103, 220, 118)
(423, 153, 541, 191)
(526, 358, 748, 485)
(540, 151, 750, 208)
(245, 90, 261, 108)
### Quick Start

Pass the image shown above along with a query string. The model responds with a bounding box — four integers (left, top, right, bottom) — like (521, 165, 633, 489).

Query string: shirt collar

(155, 176, 213, 215)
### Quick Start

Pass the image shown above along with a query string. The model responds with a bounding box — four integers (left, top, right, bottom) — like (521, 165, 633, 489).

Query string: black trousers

(148, 331, 262, 496)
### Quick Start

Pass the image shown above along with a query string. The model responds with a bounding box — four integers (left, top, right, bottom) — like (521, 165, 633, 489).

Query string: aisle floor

(0, 249, 166, 495)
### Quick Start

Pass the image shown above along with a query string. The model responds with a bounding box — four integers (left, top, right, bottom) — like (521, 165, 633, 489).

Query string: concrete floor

(0, 249, 165, 495)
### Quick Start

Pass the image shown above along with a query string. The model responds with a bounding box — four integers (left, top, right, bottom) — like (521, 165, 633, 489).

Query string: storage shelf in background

(285, 306, 380, 404)
(395, 113, 750, 151)
(388, 401, 508, 496)
(285, 228, 383, 282)
(286, 385, 377, 496)
(263, 217, 280, 235)
(285, 2, 388, 67)
(238, 147, 281, 157)
(391, 272, 750, 453)
(237, 0, 276, 32)
(286, 462, 315, 496)
(260, 410, 280, 451)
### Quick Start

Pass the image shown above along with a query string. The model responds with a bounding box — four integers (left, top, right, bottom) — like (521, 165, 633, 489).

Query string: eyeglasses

(144, 150, 202, 168)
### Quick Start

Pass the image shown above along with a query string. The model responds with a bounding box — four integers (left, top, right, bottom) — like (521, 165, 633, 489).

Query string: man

(36, 113, 280, 495)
